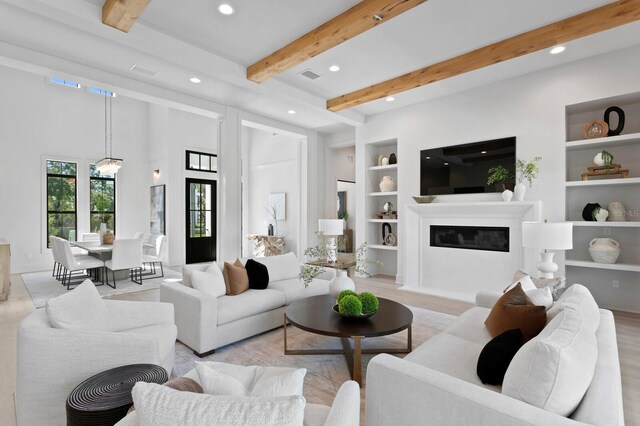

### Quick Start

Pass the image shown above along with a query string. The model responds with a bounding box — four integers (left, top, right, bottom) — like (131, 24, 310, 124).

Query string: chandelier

(97, 94, 123, 174)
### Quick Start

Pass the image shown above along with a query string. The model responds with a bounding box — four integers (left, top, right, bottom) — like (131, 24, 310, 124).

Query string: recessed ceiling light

(218, 3, 234, 15)
(329, 65, 340, 72)
(550, 46, 565, 55)
(481, 151, 487, 154)
(385, 96, 395, 102)
(190, 77, 201, 84)
(288, 110, 296, 115)
(425, 156, 431, 160)
(444, 162, 449, 166)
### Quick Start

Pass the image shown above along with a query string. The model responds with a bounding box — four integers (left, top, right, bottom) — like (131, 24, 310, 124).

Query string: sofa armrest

(104, 300, 174, 332)
(324, 381, 360, 426)
(115, 411, 138, 426)
(475, 291, 501, 308)
(160, 282, 218, 354)
(365, 354, 585, 426)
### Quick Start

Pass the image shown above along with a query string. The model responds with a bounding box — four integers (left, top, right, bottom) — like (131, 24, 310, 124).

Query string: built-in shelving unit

(368, 244, 399, 251)
(565, 177, 640, 187)
(571, 221, 640, 228)
(368, 191, 398, 196)
(367, 219, 398, 223)
(565, 260, 640, 273)
(368, 164, 398, 171)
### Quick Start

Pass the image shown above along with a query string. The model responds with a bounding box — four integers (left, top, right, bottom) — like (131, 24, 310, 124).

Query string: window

(89, 165, 116, 233)
(186, 150, 217, 173)
(46, 160, 77, 247)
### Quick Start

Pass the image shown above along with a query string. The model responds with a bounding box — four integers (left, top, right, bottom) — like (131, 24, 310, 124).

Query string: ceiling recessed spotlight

(328, 65, 340, 72)
(385, 96, 395, 102)
(425, 156, 431, 160)
(190, 77, 201, 84)
(444, 162, 449, 166)
(550, 46, 565, 55)
(481, 151, 487, 154)
(218, 3, 234, 15)
(287, 110, 296, 115)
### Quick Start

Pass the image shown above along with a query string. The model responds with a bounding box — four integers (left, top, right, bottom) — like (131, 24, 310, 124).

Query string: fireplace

(430, 225, 509, 252)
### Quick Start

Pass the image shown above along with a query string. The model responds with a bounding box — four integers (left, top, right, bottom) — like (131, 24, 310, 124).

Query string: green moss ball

(338, 295, 363, 316)
(358, 292, 379, 314)
(337, 289, 358, 303)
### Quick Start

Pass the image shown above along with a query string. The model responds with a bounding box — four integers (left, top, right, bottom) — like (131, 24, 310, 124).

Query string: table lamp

(522, 220, 573, 279)
(318, 219, 344, 263)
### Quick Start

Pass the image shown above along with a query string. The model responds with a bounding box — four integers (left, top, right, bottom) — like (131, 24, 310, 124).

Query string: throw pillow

(484, 283, 546, 342)
(477, 329, 525, 385)
(192, 270, 227, 297)
(546, 284, 600, 331)
(128, 377, 203, 414)
(132, 382, 305, 426)
(45, 279, 111, 331)
(503, 274, 536, 293)
(525, 286, 553, 309)
(223, 260, 249, 295)
(223, 259, 246, 295)
(245, 259, 269, 290)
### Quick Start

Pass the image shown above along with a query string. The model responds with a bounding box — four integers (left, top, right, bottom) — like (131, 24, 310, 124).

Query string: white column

(218, 107, 242, 261)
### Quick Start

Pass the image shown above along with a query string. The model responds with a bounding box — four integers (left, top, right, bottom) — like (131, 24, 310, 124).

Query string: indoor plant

(486, 165, 514, 201)
(514, 156, 542, 201)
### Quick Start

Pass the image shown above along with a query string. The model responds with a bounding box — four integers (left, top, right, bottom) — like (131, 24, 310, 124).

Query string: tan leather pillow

(485, 283, 546, 342)
(224, 260, 249, 295)
(222, 259, 244, 295)
(127, 377, 203, 414)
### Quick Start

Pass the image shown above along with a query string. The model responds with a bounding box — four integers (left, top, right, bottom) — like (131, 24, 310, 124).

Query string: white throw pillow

(525, 286, 553, 309)
(45, 279, 111, 330)
(502, 304, 598, 417)
(196, 362, 306, 397)
(547, 284, 600, 331)
(504, 274, 536, 293)
(132, 382, 305, 426)
(192, 270, 226, 297)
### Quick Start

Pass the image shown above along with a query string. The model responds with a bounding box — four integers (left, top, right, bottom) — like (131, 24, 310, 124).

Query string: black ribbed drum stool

(66, 364, 167, 426)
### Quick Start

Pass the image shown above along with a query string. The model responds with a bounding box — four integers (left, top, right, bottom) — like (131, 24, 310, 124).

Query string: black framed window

(46, 160, 77, 247)
(186, 150, 217, 173)
(89, 165, 116, 233)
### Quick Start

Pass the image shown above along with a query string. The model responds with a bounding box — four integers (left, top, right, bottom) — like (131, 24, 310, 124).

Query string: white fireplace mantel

(403, 201, 541, 302)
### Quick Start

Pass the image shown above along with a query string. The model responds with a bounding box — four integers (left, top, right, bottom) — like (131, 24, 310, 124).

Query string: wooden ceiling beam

(327, 0, 640, 111)
(102, 0, 151, 33)
(247, 0, 428, 83)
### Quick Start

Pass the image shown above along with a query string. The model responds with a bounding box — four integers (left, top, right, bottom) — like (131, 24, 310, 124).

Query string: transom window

(46, 160, 77, 247)
(89, 165, 116, 233)
(186, 150, 217, 173)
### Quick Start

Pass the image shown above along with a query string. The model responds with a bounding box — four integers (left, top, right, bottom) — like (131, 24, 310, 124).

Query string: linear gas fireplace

(430, 225, 509, 252)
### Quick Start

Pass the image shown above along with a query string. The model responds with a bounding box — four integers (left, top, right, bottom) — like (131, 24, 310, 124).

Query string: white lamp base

(536, 250, 558, 279)
(326, 237, 337, 263)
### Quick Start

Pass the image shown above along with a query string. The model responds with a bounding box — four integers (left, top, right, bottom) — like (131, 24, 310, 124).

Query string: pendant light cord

(109, 96, 113, 158)
(104, 94, 108, 158)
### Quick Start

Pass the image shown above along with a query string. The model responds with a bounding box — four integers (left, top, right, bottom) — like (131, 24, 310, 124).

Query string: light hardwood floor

(1, 273, 639, 425)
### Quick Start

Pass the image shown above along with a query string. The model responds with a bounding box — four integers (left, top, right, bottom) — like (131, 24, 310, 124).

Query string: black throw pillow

(245, 259, 269, 290)
(477, 328, 524, 385)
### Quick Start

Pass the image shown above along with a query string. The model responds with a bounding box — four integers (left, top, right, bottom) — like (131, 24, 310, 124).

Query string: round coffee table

(284, 295, 413, 386)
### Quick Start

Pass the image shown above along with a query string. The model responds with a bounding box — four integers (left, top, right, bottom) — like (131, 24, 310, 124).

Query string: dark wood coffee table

(284, 295, 413, 386)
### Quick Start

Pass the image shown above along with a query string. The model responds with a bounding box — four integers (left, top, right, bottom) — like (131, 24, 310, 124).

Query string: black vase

(389, 153, 397, 164)
(582, 203, 601, 221)
(268, 224, 274, 236)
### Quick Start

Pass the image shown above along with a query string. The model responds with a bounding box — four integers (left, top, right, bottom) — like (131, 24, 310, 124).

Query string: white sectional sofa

(161, 252, 334, 357)
(366, 284, 624, 426)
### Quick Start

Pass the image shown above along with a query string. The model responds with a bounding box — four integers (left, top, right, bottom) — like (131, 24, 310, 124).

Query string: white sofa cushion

(132, 382, 306, 426)
(192, 270, 226, 298)
(45, 279, 111, 331)
(217, 289, 286, 325)
(252, 252, 300, 282)
(547, 284, 600, 331)
(268, 278, 330, 305)
(504, 274, 536, 293)
(502, 304, 598, 417)
(525, 286, 553, 309)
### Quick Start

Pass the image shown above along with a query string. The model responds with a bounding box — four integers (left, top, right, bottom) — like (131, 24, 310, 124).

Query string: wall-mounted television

(420, 137, 516, 195)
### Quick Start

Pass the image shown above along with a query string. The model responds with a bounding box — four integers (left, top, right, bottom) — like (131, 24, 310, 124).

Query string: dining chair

(104, 239, 144, 288)
(58, 239, 105, 290)
(142, 235, 166, 278)
(50, 236, 62, 280)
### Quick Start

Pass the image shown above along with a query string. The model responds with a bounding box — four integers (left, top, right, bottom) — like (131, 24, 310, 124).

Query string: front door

(185, 178, 216, 264)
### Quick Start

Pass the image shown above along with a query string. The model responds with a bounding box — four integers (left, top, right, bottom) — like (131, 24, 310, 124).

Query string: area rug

(22, 268, 181, 308)
(172, 306, 456, 411)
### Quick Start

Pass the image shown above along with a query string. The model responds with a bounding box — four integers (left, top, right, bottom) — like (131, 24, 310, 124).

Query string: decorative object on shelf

(150, 184, 166, 235)
(604, 106, 625, 136)
(99, 222, 107, 244)
(377, 155, 389, 166)
(97, 94, 123, 174)
(608, 202, 627, 222)
(593, 150, 614, 167)
(102, 231, 114, 245)
(514, 157, 541, 201)
(268, 224, 274, 236)
(330, 270, 355, 298)
(379, 175, 395, 192)
(376, 210, 397, 220)
(582, 203, 601, 221)
(583, 119, 609, 139)
(581, 164, 629, 181)
(389, 153, 397, 164)
(593, 206, 609, 222)
(247, 235, 285, 257)
(487, 165, 513, 193)
(522, 220, 573, 279)
(502, 189, 513, 202)
(411, 195, 436, 204)
(318, 219, 343, 263)
(384, 202, 393, 214)
(588, 238, 621, 264)
(382, 222, 397, 246)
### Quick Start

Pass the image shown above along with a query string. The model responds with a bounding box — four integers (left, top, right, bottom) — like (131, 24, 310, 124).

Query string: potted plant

(514, 156, 542, 201)
(487, 165, 514, 201)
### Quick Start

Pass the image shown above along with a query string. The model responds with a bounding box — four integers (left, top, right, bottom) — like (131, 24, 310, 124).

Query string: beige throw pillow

(223, 259, 249, 295)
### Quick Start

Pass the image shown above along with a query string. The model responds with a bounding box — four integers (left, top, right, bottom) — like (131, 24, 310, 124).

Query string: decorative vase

(379, 176, 395, 192)
(513, 183, 526, 201)
(389, 153, 397, 164)
(593, 153, 606, 167)
(588, 238, 621, 264)
(99, 223, 107, 244)
(381, 156, 389, 166)
(593, 207, 609, 222)
(330, 270, 355, 298)
(502, 189, 513, 202)
(268, 224, 274, 236)
(608, 202, 626, 221)
(582, 203, 601, 221)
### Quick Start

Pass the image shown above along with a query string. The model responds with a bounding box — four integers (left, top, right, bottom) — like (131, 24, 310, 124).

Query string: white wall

(357, 44, 640, 312)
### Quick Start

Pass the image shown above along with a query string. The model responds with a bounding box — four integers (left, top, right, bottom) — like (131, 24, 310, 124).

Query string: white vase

(99, 223, 107, 244)
(502, 189, 513, 202)
(608, 202, 626, 222)
(513, 183, 526, 201)
(379, 176, 395, 192)
(330, 270, 355, 298)
(588, 238, 621, 264)
(594, 207, 609, 222)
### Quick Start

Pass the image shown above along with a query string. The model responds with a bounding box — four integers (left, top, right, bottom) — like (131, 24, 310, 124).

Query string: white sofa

(16, 300, 177, 426)
(366, 285, 624, 426)
(161, 252, 335, 357)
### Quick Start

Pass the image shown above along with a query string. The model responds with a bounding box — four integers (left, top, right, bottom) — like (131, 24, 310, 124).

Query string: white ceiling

(2, 0, 640, 133)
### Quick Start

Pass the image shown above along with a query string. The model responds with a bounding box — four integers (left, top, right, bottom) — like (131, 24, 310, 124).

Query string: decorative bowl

(332, 304, 376, 320)
(412, 195, 436, 204)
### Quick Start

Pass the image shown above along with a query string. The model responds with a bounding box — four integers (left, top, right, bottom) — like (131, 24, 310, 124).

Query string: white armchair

(16, 300, 177, 426)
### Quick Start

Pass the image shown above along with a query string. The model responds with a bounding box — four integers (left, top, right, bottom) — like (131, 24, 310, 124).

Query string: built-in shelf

(571, 221, 640, 228)
(565, 177, 640, 187)
(566, 132, 640, 151)
(368, 244, 399, 251)
(368, 219, 398, 223)
(565, 259, 640, 272)
(368, 164, 398, 171)
(368, 191, 398, 197)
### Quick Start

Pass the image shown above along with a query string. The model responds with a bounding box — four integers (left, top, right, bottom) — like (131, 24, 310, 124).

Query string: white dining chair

(104, 239, 144, 288)
(142, 235, 166, 278)
(58, 239, 105, 290)
(134, 232, 144, 239)
(50, 236, 62, 280)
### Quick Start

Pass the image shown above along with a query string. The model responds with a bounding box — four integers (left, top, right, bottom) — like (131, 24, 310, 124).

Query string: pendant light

(96, 94, 123, 174)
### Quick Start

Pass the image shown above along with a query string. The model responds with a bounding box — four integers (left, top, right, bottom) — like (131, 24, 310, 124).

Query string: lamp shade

(522, 221, 573, 250)
(318, 219, 344, 236)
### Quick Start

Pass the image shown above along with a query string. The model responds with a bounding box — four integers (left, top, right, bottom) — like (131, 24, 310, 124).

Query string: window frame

(89, 165, 117, 235)
(185, 150, 218, 173)
(45, 160, 78, 248)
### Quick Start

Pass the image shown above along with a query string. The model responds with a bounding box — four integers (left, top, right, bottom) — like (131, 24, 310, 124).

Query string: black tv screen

(420, 137, 516, 195)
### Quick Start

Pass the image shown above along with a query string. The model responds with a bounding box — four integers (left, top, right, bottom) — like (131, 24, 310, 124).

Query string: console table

(0, 239, 10, 301)
(247, 235, 285, 257)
